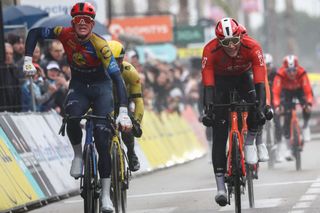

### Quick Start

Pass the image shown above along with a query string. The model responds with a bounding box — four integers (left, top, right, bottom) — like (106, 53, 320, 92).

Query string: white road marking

(299, 194, 317, 201)
(129, 179, 316, 198)
(288, 177, 320, 213)
(292, 201, 312, 209)
(129, 207, 177, 213)
(218, 198, 282, 211)
(305, 187, 320, 194)
(289, 210, 305, 213)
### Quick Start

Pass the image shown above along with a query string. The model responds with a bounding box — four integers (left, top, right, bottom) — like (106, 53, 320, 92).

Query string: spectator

(40, 40, 65, 72)
(0, 43, 23, 112)
(7, 34, 25, 64)
(21, 63, 57, 112)
(42, 61, 68, 115)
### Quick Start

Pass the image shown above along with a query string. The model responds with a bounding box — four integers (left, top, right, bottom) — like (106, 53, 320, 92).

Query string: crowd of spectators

(0, 33, 202, 117)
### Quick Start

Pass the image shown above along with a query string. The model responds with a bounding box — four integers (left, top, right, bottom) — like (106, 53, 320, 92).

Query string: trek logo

(256, 50, 264, 66)
(202, 57, 208, 69)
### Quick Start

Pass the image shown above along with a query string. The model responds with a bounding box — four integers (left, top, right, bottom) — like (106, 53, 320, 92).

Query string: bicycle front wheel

(111, 144, 122, 213)
(293, 127, 302, 171)
(121, 149, 128, 213)
(83, 144, 99, 213)
(232, 133, 242, 213)
(246, 164, 255, 208)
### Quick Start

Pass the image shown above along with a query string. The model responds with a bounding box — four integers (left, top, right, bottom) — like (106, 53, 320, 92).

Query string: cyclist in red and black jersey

(272, 55, 313, 158)
(201, 17, 269, 206)
(23, 2, 131, 212)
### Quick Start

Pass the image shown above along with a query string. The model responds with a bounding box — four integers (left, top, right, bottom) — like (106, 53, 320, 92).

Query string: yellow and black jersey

(116, 61, 144, 123)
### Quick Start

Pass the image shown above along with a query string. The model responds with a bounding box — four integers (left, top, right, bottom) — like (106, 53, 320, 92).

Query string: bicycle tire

(111, 144, 121, 213)
(266, 122, 275, 169)
(120, 149, 128, 213)
(232, 133, 242, 213)
(246, 164, 255, 208)
(83, 144, 98, 213)
(293, 127, 301, 171)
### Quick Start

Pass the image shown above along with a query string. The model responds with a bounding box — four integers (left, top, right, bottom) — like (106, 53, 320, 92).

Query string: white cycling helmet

(264, 53, 273, 67)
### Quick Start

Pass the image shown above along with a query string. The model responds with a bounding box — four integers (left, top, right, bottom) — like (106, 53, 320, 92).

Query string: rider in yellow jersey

(108, 40, 144, 172)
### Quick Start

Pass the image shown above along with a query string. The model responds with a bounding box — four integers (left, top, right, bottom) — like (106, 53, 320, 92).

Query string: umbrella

(3, 5, 49, 28)
(31, 15, 110, 37)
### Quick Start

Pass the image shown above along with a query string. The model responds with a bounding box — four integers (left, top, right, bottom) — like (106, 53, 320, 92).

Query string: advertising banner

(0, 115, 56, 198)
(110, 15, 174, 43)
(0, 127, 42, 211)
(10, 114, 78, 195)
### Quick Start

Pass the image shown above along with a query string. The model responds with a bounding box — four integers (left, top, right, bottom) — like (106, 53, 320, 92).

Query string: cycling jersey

(25, 27, 127, 106)
(272, 66, 313, 107)
(201, 35, 266, 86)
(119, 61, 144, 124)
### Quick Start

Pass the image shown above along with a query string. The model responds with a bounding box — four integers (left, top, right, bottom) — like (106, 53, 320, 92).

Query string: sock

(255, 130, 263, 145)
(245, 130, 257, 145)
(215, 173, 226, 192)
(72, 144, 82, 159)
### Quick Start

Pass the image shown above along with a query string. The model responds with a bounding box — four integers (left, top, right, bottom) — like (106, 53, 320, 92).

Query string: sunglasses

(72, 15, 94, 24)
(220, 36, 241, 47)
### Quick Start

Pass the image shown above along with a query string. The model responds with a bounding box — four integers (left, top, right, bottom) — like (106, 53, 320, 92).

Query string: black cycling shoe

(215, 191, 228, 207)
(128, 151, 140, 172)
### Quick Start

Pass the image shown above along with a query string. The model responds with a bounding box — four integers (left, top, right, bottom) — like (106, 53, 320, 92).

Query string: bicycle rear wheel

(111, 144, 122, 213)
(83, 144, 99, 213)
(121, 149, 128, 213)
(232, 133, 242, 213)
(246, 164, 255, 208)
(266, 122, 275, 169)
(293, 127, 301, 171)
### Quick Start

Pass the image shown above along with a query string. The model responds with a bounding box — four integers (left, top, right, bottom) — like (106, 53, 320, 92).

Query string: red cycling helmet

(71, 2, 96, 18)
(238, 24, 248, 36)
(283, 55, 299, 72)
(215, 18, 241, 40)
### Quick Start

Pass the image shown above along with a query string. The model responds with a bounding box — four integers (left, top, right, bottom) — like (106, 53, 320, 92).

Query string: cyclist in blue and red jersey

(272, 55, 313, 159)
(22, 2, 131, 212)
(201, 17, 269, 206)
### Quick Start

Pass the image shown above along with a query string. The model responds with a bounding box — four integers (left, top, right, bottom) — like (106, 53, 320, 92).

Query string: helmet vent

(79, 3, 84, 11)
(226, 27, 230, 36)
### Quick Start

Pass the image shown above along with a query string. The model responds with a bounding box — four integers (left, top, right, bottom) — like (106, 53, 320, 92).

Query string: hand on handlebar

(264, 105, 274, 120)
(202, 112, 215, 127)
(116, 107, 132, 132)
(130, 117, 143, 138)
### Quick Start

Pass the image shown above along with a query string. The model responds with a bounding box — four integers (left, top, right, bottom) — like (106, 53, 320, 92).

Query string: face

(33, 46, 41, 62)
(47, 69, 60, 80)
(220, 36, 241, 58)
(50, 42, 64, 61)
(287, 68, 297, 80)
(5, 44, 14, 65)
(72, 15, 95, 40)
(12, 38, 25, 55)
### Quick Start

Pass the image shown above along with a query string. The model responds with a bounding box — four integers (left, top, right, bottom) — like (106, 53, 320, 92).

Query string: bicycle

(265, 119, 276, 168)
(59, 114, 105, 213)
(286, 99, 303, 171)
(213, 91, 255, 213)
(109, 115, 131, 213)
(59, 113, 131, 213)
(239, 105, 258, 209)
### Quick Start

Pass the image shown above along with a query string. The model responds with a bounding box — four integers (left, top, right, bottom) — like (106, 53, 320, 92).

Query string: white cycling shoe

(101, 178, 114, 213)
(302, 126, 311, 142)
(257, 143, 269, 162)
(70, 157, 82, 178)
(245, 145, 258, 165)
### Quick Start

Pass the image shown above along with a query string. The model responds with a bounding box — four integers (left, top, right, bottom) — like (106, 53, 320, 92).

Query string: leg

(64, 81, 90, 178)
(296, 89, 312, 141)
(122, 131, 140, 171)
(90, 82, 114, 212)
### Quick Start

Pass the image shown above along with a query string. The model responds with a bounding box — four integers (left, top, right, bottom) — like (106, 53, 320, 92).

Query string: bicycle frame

(227, 110, 246, 177)
(290, 108, 302, 147)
